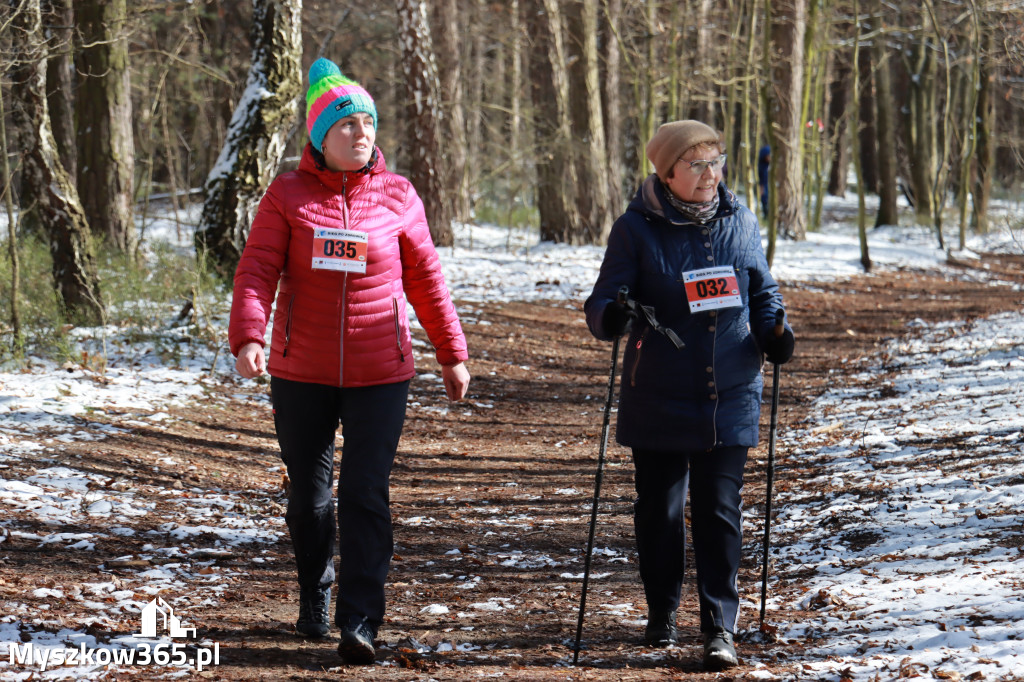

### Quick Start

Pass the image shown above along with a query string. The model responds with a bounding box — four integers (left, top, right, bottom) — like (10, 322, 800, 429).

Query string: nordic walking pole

(573, 286, 629, 665)
(759, 308, 786, 627)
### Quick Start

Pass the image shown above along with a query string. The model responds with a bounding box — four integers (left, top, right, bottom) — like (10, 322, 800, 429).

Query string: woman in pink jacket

(229, 57, 470, 665)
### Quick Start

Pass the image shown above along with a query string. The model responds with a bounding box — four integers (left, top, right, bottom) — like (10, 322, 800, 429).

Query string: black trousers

(631, 446, 748, 633)
(271, 376, 409, 631)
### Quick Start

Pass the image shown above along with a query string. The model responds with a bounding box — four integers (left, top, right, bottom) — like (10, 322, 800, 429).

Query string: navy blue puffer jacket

(584, 175, 789, 452)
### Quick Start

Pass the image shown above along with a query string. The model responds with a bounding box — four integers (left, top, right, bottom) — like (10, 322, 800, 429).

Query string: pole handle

(773, 308, 786, 338)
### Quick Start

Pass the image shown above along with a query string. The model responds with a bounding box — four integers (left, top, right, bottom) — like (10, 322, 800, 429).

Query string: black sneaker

(703, 628, 738, 670)
(295, 587, 330, 638)
(337, 620, 376, 665)
(644, 610, 677, 647)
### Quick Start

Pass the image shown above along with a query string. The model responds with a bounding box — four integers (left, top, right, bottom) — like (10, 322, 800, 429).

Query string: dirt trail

(3, 254, 1022, 681)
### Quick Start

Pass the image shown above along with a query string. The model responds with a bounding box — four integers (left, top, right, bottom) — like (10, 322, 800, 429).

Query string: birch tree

(11, 0, 104, 325)
(195, 0, 303, 276)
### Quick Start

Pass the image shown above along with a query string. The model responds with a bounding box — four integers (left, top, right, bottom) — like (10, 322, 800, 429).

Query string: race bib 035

(311, 228, 368, 273)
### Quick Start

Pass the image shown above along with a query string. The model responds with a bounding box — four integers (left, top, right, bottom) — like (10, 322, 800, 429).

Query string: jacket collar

(634, 174, 736, 227)
(298, 143, 386, 191)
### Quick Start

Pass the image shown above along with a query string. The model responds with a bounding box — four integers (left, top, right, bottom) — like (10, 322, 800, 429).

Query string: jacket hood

(631, 173, 738, 226)
(297, 142, 386, 191)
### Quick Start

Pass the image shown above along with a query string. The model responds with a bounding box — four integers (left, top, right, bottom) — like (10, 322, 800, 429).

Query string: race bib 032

(681, 265, 743, 313)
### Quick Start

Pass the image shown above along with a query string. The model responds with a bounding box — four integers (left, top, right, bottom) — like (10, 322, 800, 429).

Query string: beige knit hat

(646, 120, 722, 181)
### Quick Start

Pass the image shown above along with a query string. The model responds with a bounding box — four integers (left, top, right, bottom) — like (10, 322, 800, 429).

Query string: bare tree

(770, 0, 807, 241)
(566, 0, 613, 243)
(850, 0, 871, 270)
(826, 46, 852, 197)
(872, 6, 899, 228)
(396, 0, 453, 247)
(972, 17, 995, 234)
(43, 0, 75, 180)
(433, 0, 469, 222)
(11, 0, 104, 325)
(75, 0, 134, 252)
(1, 61, 23, 349)
(527, 0, 582, 243)
(903, 5, 938, 228)
(857, 40, 878, 193)
(195, 0, 303, 276)
(601, 0, 625, 215)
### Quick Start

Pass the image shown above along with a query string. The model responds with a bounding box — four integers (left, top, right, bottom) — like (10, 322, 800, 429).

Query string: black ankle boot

(337, 618, 376, 664)
(295, 587, 330, 638)
(644, 610, 677, 646)
(703, 628, 738, 670)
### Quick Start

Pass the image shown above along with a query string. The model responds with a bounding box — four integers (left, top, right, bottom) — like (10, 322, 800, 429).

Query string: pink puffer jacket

(229, 145, 467, 387)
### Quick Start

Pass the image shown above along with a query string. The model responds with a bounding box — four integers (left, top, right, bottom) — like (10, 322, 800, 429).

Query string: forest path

(2, 253, 1022, 681)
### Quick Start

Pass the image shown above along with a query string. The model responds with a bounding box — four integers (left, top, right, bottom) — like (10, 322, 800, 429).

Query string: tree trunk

(1, 73, 24, 349)
(691, 0, 714, 122)
(11, 0, 104, 325)
(468, 0, 485, 213)
(601, 0, 625, 215)
(857, 41, 878, 194)
(527, 0, 582, 243)
(74, 0, 134, 252)
(44, 0, 76, 181)
(851, 0, 871, 271)
(770, 0, 807, 241)
(907, 16, 937, 227)
(826, 47, 852, 197)
(396, 0, 454, 246)
(434, 0, 469, 222)
(566, 0, 612, 243)
(195, 0, 303, 276)
(972, 23, 995, 235)
(872, 10, 899, 228)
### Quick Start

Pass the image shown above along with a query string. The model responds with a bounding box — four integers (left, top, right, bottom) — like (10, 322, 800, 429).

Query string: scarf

(662, 181, 720, 224)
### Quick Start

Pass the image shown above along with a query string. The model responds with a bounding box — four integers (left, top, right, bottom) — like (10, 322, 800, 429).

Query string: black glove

(602, 300, 637, 337)
(761, 327, 795, 364)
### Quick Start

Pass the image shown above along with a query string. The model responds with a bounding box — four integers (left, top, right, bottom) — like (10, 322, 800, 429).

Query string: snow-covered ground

(1, 193, 1022, 680)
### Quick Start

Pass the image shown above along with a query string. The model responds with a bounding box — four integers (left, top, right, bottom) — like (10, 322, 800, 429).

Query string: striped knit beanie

(305, 58, 377, 152)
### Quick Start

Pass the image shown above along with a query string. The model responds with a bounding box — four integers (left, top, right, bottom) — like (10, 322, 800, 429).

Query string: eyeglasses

(679, 154, 727, 175)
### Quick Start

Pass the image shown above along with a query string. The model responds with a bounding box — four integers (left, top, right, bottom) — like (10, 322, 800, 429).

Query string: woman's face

(665, 144, 724, 203)
(322, 113, 376, 172)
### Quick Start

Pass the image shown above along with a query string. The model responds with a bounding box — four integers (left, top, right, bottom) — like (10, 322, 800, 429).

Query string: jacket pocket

(392, 298, 405, 363)
(282, 294, 296, 358)
(629, 327, 649, 387)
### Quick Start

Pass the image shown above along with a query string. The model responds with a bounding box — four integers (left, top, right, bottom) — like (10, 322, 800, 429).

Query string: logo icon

(136, 597, 197, 638)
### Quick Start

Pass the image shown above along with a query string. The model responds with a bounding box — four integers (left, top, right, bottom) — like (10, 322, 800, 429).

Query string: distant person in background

(757, 145, 771, 218)
(585, 120, 794, 671)
(229, 57, 470, 665)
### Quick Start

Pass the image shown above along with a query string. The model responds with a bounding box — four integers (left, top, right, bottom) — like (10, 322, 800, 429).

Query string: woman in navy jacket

(584, 120, 794, 671)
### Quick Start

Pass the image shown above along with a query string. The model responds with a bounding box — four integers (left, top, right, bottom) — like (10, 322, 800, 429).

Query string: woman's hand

(236, 342, 266, 378)
(442, 362, 471, 402)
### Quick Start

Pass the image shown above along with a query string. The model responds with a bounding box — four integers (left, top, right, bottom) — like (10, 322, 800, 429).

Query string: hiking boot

(337, 619, 376, 665)
(703, 628, 738, 670)
(644, 610, 677, 647)
(295, 587, 330, 638)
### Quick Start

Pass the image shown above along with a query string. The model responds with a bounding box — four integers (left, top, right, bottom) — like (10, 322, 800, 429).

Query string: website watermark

(5, 596, 220, 673)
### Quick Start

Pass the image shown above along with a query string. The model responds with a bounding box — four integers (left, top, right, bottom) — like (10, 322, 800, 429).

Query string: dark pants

(271, 376, 409, 631)
(632, 446, 748, 633)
